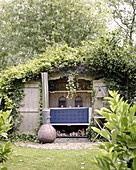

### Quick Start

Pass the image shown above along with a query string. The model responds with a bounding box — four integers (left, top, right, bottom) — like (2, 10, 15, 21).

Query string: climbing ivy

(83, 34, 136, 102)
(0, 56, 52, 132)
(0, 34, 135, 133)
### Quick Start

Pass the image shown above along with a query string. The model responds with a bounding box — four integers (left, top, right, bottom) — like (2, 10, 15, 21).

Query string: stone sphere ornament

(38, 124, 56, 143)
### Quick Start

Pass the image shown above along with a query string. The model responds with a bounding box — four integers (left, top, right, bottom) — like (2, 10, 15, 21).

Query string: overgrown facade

(19, 71, 107, 137)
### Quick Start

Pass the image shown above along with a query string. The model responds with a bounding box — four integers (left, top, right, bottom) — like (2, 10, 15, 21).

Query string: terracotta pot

(38, 124, 56, 143)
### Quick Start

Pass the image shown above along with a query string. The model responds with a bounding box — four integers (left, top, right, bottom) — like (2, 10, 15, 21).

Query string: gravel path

(14, 138, 98, 150)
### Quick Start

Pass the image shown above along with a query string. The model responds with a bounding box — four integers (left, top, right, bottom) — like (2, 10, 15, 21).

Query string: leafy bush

(9, 133, 38, 143)
(0, 96, 12, 170)
(0, 112, 12, 168)
(86, 122, 107, 142)
(92, 91, 136, 170)
(86, 123, 98, 142)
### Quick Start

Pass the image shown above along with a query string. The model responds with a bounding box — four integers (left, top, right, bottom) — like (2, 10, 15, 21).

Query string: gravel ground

(14, 138, 98, 150)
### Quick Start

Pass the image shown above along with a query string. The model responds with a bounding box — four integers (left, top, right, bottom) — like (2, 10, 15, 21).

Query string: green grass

(2, 143, 102, 170)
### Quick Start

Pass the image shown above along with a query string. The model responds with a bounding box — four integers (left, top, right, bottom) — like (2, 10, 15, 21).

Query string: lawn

(2, 143, 102, 170)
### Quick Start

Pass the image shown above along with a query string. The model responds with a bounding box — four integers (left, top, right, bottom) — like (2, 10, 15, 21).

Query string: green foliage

(0, 142, 12, 164)
(86, 122, 107, 142)
(84, 33, 136, 102)
(0, 0, 108, 70)
(92, 91, 136, 170)
(0, 34, 135, 134)
(109, 0, 136, 45)
(86, 123, 98, 142)
(0, 110, 12, 138)
(9, 133, 38, 143)
(0, 97, 12, 167)
(0, 55, 52, 133)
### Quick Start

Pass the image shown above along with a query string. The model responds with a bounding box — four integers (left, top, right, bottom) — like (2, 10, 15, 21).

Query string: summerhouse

(18, 71, 107, 137)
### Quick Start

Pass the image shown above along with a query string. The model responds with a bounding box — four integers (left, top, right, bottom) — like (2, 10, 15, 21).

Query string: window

(75, 96, 83, 107)
(58, 96, 66, 107)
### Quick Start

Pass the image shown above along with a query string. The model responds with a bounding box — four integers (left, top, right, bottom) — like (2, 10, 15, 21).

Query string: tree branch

(129, 0, 136, 45)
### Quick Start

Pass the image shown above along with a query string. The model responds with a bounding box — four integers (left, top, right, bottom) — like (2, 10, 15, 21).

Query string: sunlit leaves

(108, 0, 136, 45)
(0, 0, 108, 70)
(92, 91, 136, 169)
(0, 98, 12, 165)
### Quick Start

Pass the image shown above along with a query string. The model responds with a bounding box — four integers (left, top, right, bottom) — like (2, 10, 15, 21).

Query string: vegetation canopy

(0, 0, 108, 70)
(0, 34, 136, 133)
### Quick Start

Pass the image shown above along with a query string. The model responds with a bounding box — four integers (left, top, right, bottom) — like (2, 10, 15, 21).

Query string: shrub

(86, 122, 98, 142)
(9, 133, 38, 143)
(92, 91, 136, 170)
(0, 97, 12, 169)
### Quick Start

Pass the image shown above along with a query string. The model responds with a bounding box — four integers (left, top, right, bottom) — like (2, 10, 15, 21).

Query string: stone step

(55, 137, 89, 143)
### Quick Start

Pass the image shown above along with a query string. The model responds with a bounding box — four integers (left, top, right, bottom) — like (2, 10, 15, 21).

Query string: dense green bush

(9, 133, 38, 143)
(92, 91, 136, 170)
(84, 34, 136, 102)
(0, 96, 12, 169)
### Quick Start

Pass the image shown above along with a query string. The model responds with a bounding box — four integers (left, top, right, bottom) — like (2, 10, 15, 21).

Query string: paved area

(14, 138, 98, 150)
